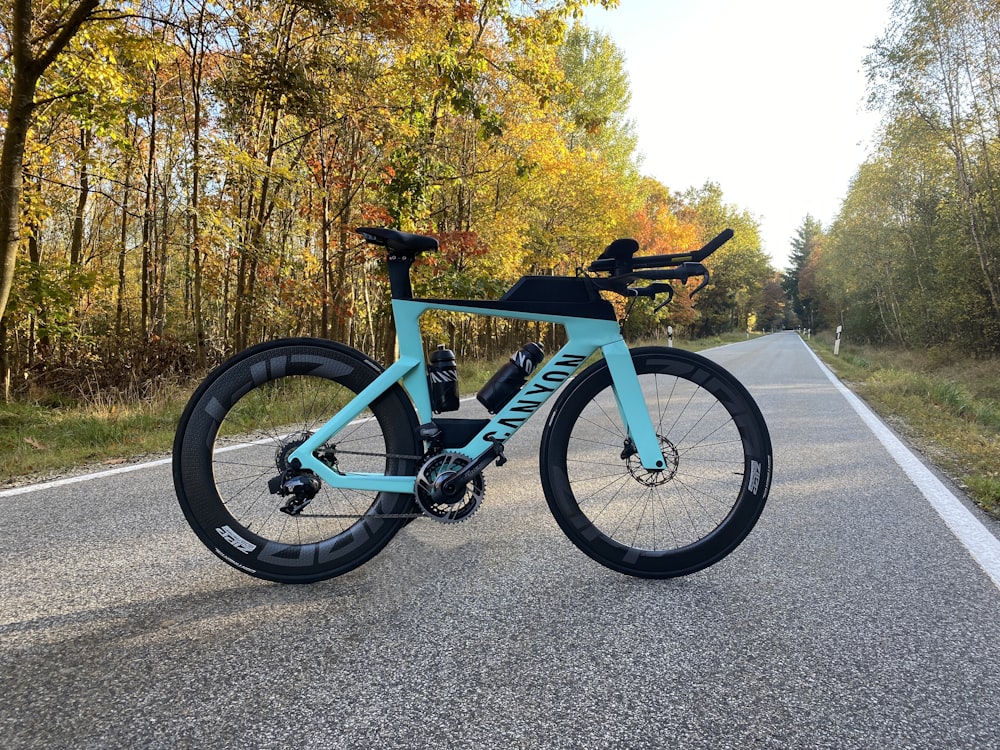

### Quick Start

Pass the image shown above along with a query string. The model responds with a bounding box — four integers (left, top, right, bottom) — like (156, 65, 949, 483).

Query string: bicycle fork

(600, 338, 668, 471)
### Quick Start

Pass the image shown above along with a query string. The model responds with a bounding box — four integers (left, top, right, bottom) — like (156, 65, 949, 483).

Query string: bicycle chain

(294, 512, 422, 519)
(294, 447, 428, 518)
(327, 448, 424, 461)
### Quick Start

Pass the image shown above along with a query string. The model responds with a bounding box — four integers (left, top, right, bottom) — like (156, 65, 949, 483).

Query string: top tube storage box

(499, 276, 601, 304)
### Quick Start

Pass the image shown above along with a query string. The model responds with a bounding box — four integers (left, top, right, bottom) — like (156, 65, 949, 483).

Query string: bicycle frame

(287, 297, 666, 493)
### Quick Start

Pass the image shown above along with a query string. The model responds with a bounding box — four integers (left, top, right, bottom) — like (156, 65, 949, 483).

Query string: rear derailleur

(268, 439, 337, 516)
(269, 469, 321, 515)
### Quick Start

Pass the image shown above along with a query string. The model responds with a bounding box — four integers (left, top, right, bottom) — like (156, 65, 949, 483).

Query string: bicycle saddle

(356, 227, 439, 257)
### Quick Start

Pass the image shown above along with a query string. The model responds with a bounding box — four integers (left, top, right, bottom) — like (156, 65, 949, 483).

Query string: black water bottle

(428, 345, 460, 413)
(477, 342, 544, 414)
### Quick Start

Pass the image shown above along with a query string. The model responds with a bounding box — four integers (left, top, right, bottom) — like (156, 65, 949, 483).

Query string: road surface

(2, 332, 999, 749)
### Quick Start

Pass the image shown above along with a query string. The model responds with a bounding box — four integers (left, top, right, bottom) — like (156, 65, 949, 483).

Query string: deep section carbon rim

(173, 339, 419, 583)
(541, 347, 771, 578)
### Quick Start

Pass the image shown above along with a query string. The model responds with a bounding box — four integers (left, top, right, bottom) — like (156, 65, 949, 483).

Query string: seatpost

(386, 254, 414, 300)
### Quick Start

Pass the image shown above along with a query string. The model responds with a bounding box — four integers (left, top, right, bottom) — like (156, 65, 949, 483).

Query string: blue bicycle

(173, 228, 772, 583)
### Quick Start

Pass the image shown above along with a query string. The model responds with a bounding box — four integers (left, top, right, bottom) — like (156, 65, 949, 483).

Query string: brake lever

(667, 262, 710, 296)
(627, 282, 672, 298)
(654, 285, 675, 312)
(688, 266, 710, 296)
(626, 282, 675, 312)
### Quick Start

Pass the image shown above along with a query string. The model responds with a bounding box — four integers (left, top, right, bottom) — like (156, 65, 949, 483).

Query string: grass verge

(0, 387, 188, 486)
(808, 333, 1000, 519)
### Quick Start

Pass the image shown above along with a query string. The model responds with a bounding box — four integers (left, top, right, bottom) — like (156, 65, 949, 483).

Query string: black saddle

(356, 227, 438, 258)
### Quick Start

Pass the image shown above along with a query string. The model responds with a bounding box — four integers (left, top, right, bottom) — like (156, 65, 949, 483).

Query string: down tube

(601, 339, 667, 470)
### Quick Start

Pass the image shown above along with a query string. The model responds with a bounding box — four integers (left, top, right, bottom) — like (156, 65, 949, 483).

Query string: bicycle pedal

(489, 436, 507, 467)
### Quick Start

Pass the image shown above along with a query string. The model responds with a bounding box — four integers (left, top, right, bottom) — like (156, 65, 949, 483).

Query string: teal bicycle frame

(287, 298, 666, 493)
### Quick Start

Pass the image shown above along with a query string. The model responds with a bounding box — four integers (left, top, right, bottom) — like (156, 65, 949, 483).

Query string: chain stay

(293, 512, 421, 519)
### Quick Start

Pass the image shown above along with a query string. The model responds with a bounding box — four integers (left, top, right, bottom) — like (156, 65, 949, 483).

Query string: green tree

(783, 215, 824, 332)
(821, 111, 994, 349)
(867, 0, 1000, 323)
(556, 23, 639, 178)
(676, 182, 772, 336)
(0, 0, 106, 382)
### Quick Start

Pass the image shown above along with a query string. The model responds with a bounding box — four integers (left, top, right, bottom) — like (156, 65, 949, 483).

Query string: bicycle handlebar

(588, 228, 734, 275)
(633, 228, 733, 268)
(627, 262, 706, 281)
(586, 229, 734, 300)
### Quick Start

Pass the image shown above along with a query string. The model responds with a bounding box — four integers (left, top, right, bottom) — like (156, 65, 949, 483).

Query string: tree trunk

(116, 176, 130, 337)
(0, 68, 41, 332)
(0, 0, 102, 327)
(142, 70, 158, 339)
(69, 128, 92, 267)
(183, 0, 209, 367)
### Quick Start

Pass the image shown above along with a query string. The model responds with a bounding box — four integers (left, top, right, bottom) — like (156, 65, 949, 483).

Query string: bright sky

(583, 0, 894, 270)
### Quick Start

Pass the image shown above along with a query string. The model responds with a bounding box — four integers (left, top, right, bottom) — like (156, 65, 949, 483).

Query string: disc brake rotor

(625, 436, 680, 487)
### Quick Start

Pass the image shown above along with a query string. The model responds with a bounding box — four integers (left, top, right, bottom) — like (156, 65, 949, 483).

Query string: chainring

(415, 451, 484, 524)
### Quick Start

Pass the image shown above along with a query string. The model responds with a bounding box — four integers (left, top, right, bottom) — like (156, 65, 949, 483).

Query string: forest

(782, 0, 1000, 355)
(6, 0, 995, 410)
(0, 0, 773, 403)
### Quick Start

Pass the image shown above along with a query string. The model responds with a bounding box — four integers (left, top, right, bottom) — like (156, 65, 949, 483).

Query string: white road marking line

(801, 338, 1000, 592)
(0, 396, 481, 499)
(0, 457, 174, 497)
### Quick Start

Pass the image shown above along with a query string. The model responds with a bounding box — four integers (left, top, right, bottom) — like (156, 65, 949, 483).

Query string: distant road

(3, 332, 1000, 749)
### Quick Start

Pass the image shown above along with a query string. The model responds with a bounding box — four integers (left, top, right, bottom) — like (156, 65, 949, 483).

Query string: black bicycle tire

(172, 338, 420, 583)
(539, 346, 772, 578)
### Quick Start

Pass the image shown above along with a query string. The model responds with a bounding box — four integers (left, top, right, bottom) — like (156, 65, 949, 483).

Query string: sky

(583, 0, 894, 270)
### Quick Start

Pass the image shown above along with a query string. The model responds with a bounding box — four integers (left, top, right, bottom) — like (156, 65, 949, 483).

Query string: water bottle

(428, 345, 460, 413)
(477, 342, 544, 414)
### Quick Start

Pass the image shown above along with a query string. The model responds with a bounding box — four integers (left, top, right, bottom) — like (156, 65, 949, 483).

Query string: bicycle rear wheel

(540, 346, 771, 578)
(173, 338, 420, 583)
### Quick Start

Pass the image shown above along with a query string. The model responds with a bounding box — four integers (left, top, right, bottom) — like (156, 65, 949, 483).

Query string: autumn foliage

(0, 0, 773, 399)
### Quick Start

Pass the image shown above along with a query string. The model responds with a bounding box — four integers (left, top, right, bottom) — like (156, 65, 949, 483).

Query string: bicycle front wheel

(173, 338, 420, 583)
(540, 346, 772, 579)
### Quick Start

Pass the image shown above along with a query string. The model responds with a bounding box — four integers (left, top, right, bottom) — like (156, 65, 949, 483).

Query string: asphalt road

(3, 332, 1000, 749)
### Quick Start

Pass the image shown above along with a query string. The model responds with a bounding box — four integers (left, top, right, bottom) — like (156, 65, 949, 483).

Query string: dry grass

(810, 334, 1000, 518)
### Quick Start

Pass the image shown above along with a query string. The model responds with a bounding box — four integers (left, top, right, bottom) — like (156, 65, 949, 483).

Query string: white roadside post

(834, 325, 842, 356)
(667, 325, 673, 347)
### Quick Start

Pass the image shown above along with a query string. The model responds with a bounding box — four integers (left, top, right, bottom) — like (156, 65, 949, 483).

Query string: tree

(756, 275, 789, 332)
(556, 23, 638, 177)
(783, 215, 824, 331)
(0, 0, 105, 331)
(820, 111, 994, 349)
(867, 0, 1000, 321)
(675, 182, 772, 336)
